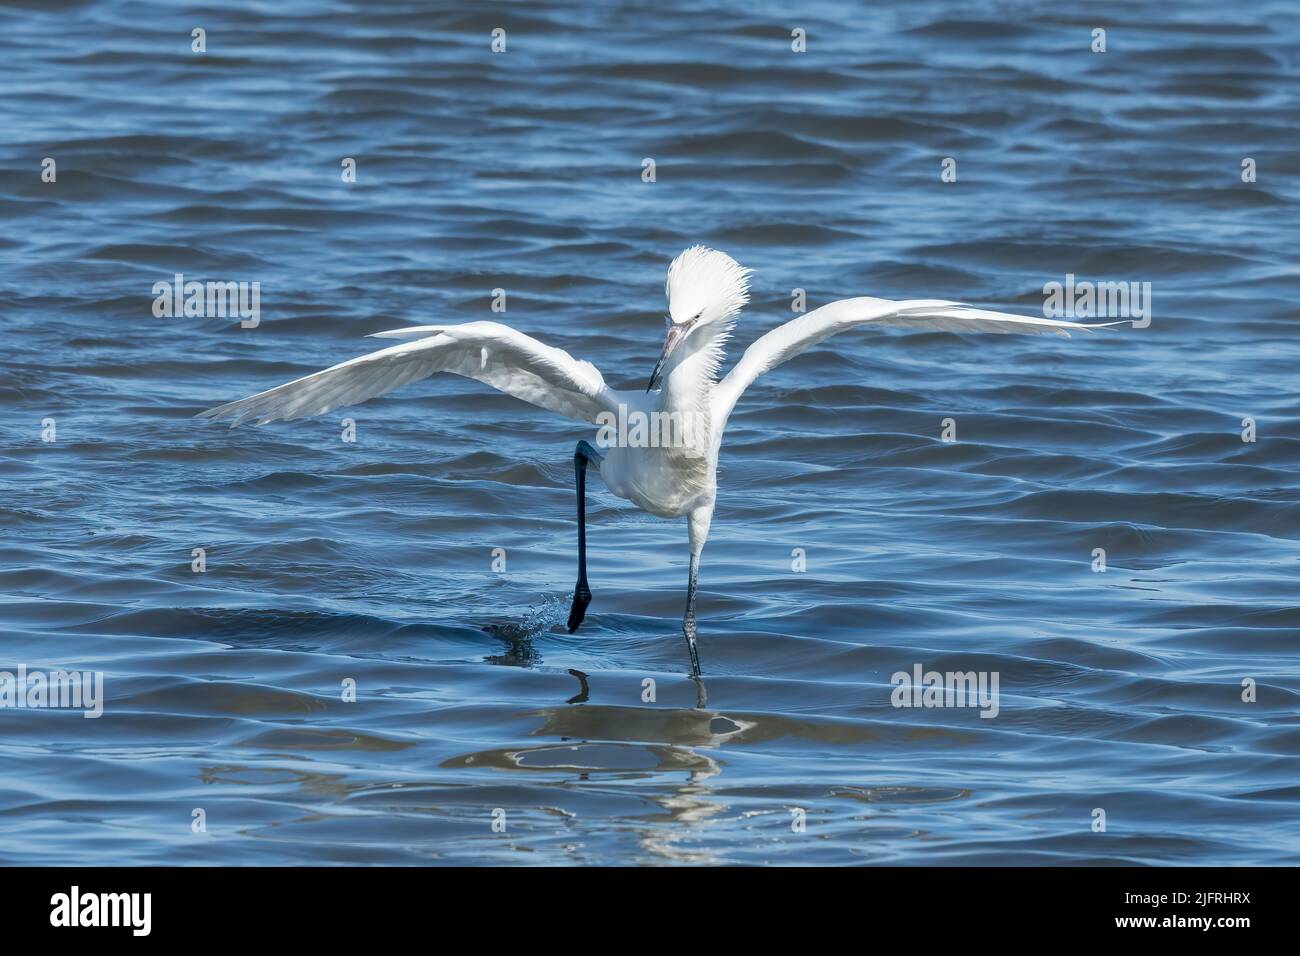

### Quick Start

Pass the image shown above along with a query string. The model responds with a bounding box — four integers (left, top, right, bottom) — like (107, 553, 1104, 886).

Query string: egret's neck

(661, 322, 731, 416)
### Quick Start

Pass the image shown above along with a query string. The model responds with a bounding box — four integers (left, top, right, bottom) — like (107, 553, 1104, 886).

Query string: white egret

(199, 246, 1119, 677)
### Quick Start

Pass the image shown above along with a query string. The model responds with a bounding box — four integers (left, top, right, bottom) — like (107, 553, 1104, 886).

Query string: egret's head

(666, 245, 751, 327)
(648, 246, 751, 391)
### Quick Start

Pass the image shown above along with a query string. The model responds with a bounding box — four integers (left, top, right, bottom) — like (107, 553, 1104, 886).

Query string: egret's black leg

(683, 549, 702, 677)
(567, 440, 602, 633)
(682, 502, 714, 679)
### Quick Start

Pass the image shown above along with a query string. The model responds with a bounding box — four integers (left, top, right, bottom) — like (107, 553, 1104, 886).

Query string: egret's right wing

(713, 297, 1122, 426)
(198, 321, 623, 426)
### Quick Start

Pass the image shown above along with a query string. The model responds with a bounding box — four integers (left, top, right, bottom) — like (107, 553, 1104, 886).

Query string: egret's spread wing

(198, 321, 621, 426)
(713, 297, 1122, 424)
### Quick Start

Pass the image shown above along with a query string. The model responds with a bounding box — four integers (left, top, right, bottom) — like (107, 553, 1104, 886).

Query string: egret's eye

(692, 310, 703, 321)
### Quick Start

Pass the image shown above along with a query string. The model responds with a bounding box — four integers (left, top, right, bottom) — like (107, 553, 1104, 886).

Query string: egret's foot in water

(683, 613, 702, 678)
(567, 582, 591, 633)
(693, 675, 708, 709)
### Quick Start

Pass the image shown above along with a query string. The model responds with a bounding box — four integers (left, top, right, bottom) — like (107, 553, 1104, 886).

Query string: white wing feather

(713, 297, 1122, 425)
(198, 321, 622, 427)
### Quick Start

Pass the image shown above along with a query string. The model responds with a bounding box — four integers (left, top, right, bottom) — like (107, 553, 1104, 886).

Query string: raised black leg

(567, 440, 602, 633)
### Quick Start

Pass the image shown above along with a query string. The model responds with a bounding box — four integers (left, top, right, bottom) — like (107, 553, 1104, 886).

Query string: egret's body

(200, 246, 1118, 677)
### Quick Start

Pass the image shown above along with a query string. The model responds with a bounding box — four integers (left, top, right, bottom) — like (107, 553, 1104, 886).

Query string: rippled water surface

(2, 0, 1299, 864)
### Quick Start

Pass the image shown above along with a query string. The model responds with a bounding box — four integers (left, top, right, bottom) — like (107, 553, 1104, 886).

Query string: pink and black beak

(646, 319, 695, 392)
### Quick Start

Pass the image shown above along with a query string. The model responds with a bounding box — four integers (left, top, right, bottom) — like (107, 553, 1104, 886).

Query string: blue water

(2, 0, 1299, 864)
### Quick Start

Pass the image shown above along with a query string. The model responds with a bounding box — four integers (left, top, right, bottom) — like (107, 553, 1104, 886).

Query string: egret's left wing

(713, 297, 1122, 427)
(198, 321, 622, 426)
